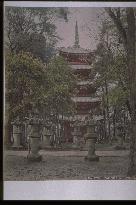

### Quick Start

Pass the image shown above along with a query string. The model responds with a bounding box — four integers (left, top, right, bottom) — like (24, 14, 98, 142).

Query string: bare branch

(105, 8, 127, 50)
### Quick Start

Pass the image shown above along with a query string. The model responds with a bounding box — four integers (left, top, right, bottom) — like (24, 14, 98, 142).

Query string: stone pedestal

(12, 124, 23, 149)
(84, 119, 99, 162)
(85, 137, 99, 161)
(27, 124, 42, 162)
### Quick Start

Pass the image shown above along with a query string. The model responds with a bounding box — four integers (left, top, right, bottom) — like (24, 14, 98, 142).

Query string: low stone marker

(42, 126, 52, 149)
(27, 115, 42, 162)
(11, 117, 23, 149)
(72, 122, 82, 149)
(84, 118, 99, 161)
(114, 123, 126, 150)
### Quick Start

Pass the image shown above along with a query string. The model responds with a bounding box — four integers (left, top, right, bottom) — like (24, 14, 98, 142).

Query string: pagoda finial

(74, 21, 80, 48)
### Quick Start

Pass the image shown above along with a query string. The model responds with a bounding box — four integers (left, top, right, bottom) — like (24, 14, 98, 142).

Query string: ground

(4, 149, 136, 180)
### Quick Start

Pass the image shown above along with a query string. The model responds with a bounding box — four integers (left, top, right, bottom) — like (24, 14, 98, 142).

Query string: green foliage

(93, 22, 129, 109)
(45, 56, 77, 117)
(108, 86, 128, 106)
(5, 51, 47, 119)
(5, 7, 68, 63)
(5, 52, 76, 121)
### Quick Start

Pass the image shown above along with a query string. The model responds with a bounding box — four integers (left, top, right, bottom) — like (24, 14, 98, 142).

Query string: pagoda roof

(59, 21, 93, 54)
(60, 46, 91, 54)
(59, 21, 92, 54)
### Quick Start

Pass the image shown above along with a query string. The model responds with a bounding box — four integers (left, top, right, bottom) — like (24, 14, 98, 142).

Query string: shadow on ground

(4, 154, 131, 180)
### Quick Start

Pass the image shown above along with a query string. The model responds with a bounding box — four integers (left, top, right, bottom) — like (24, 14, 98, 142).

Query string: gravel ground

(4, 153, 132, 180)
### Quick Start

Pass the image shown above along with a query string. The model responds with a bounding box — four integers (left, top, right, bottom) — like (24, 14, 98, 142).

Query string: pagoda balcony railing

(68, 61, 89, 65)
(58, 114, 89, 122)
(71, 96, 101, 103)
(76, 80, 93, 85)
(58, 114, 104, 122)
(76, 94, 96, 98)
(70, 64, 91, 70)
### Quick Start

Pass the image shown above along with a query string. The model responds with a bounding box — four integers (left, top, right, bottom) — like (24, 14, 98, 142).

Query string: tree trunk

(113, 106, 116, 141)
(126, 8, 136, 176)
(4, 107, 12, 149)
(104, 79, 111, 143)
(102, 86, 107, 142)
(106, 7, 136, 177)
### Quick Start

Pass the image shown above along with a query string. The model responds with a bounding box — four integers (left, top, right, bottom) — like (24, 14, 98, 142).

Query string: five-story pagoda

(59, 21, 102, 145)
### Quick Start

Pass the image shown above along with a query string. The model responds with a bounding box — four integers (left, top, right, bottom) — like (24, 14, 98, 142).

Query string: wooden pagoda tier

(59, 21, 102, 143)
(59, 48, 101, 117)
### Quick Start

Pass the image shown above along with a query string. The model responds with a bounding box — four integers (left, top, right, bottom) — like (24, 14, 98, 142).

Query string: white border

(4, 181, 136, 200)
(4, 1, 136, 8)
(3, 1, 136, 201)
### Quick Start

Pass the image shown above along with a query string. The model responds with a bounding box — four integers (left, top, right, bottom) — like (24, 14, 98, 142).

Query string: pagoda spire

(74, 21, 80, 48)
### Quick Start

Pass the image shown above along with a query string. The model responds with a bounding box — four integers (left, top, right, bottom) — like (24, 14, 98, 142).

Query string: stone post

(72, 124, 81, 149)
(42, 126, 51, 149)
(11, 119, 23, 149)
(23, 122, 28, 147)
(84, 119, 99, 161)
(27, 121, 42, 162)
(114, 124, 126, 150)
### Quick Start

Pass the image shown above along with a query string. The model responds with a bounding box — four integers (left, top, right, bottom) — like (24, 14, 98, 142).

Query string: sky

(55, 8, 106, 50)
(4, 1, 136, 51)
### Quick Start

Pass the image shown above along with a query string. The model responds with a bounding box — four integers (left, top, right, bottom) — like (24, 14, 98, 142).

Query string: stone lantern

(84, 118, 99, 161)
(11, 117, 23, 149)
(27, 113, 42, 162)
(71, 121, 82, 148)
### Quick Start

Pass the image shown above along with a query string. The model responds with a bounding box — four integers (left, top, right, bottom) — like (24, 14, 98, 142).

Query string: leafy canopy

(5, 52, 76, 121)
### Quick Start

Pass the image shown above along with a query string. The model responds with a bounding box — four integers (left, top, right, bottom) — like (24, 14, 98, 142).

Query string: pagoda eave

(59, 49, 91, 55)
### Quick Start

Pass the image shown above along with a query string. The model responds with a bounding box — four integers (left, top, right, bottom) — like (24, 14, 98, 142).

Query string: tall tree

(5, 52, 76, 147)
(93, 23, 115, 143)
(5, 51, 47, 146)
(106, 8, 136, 176)
(44, 56, 76, 145)
(4, 7, 68, 62)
